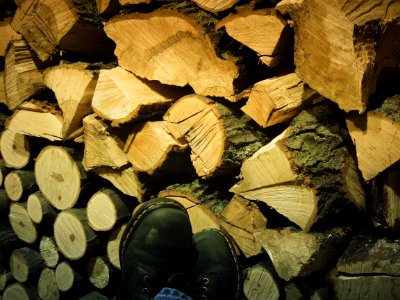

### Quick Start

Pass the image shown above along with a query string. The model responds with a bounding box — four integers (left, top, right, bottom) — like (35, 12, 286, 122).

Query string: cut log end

(0, 129, 30, 169)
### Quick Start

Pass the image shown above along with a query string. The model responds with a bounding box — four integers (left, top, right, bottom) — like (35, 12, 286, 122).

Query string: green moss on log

(375, 94, 400, 121)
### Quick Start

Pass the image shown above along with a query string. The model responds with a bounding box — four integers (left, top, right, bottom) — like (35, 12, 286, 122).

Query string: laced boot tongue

(165, 272, 191, 295)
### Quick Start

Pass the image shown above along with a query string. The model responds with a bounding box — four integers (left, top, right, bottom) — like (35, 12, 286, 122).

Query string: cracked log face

(192, 0, 240, 13)
(104, 10, 238, 99)
(35, 146, 82, 210)
(277, 0, 400, 113)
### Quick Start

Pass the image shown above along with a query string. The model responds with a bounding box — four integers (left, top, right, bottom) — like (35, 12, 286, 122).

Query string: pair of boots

(116, 198, 243, 300)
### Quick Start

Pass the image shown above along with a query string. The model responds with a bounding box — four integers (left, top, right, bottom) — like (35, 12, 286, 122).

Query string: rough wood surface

(125, 120, 189, 174)
(241, 73, 324, 127)
(346, 94, 400, 181)
(243, 262, 280, 300)
(217, 7, 291, 67)
(3, 39, 44, 110)
(3, 282, 39, 300)
(0, 220, 21, 252)
(87, 188, 130, 231)
(192, 0, 239, 13)
(39, 236, 60, 268)
(83, 114, 129, 171)
(0, 128, 30, 169)
(54, 208, 99, 260)
(164, 94, 266, 178)
(231, 104, 366, 230)
(55, 261, 82, 292)
(8, 202, 37, 244)
(276, 0, 400, 112)
(91, 66, 172, 126)
(9, 247, 44, 283)
(107, 223, 127, 270)
(0, 19, 21, 56)
(219, 195, 267, 257)
(35, 146, 84, 210)
(4, 170, 35, 202)
(27, 191, 57, 224)
(86, 256, 116, 289)
(38, 267, 59, 300)
(254, 227, 349, 281)
(5, 100, 65, 141)
(44, 62, 97, 137)
(104, 10, 238, 99)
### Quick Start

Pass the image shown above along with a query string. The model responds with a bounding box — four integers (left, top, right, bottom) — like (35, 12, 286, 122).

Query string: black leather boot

(116, 198, 193, 300)
(190, 229, 243, 300)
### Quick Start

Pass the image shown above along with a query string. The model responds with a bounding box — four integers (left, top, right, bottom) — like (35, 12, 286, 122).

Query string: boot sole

(119, 197, 188, 263)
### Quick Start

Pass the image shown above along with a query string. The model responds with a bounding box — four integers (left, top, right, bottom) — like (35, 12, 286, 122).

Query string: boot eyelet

(201, 286, 208, 293)
(200, 295, 207, 300)
(201, 277, 209, 284)
(144, 275, 150, 283)
(142, 287, 150, 295)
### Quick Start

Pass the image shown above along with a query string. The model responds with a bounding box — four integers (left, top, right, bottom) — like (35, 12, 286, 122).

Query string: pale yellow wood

(0, 20, 21, 56)
(119, 0, 150, 5)
(217, 8, 291, 67)
(276, 0, 400, 112)
(107, 223, 127, 270)
(38, 268, 59, 300)
(104, 11, 238, 100)
(254, 227, 348, 281)
(0, 72, 6, 104)
(6, 100, 64, 141)
(241, 73, 324, 127)
(93, 166, 144, 201)
(39, 236, 59, 268)
(3, 40, 44, 109)
(8, 202, 37, 244)
(346, 111, 400, 181)
(54, 208, 98, 260)
(3, 282, 37, 300)
(83, 114, 129, 171)
(44, 63, 96, 136)
(11, 0, 79, 61)
(0, 129, 30, 169)
(27, 191, 57, 224)
(55, 261, 77, 292)
(96, 0, 114, 13)
(4, 170, 35, 202)
(92, 67, 172, 126)
(192, 0, 239, 13)
(87, 188, 130, 231)
(125, 121, 188, 174)
(382, 169, 400, 228)
(35, 146, 82, 210)
(244, 263, 280, 300)
(87, 256, 112, 289)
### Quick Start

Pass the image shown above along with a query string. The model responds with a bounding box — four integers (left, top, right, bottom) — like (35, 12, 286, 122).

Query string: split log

(38, 267, 60, 300)
(124, 120, 190, 174)
(43, 62, 97, 137)
(159, 180, 229, 233)
(93, 166, 144, 201)
(0, 220, 22, 252)
(55, 261, 83, 293)
(87, 256, 117, 290)
(0, 19, 21, 56)
(35, 146, 85, 210)
(0, 71, 6, 104)
(9, 247, 44, 283)
(3, 282, 39, 300)
(164, 94, 266, 178)
(91, 66, 173, 126)
(119, 0, 149, 4)
(217, 7, 292, 67)
(241, 73, 324, 127)
(11, 0, 115, 61)
(82, 114, 129, 171)
(231, 104, 366, 231)
(54, 208, 99, 260)
(371, 168, 400, 231)
(5, 100, 64, 141)
(8, 202, 37, 244)
(243, 262, 280, 300)
(27, 191, 57, 225)
(192, 0, 239, 13)
(254, 227, 349, 281)
(104, 10, 239, 100)
(346, 94, 400, 181)
(87, 188, 130, 232)
(219, 195, 267, 257)
(39, 236, 60, 268)
(276, 0, 400, 112)
(3, 39, 45, 110)
(106, 223, 127, 270)
(0, 128, 30, 169)
(96, 0, 119, 14)
(4, 170, 36, 202)
(284, 281, 328, 300)
(333, 235, 400, 300)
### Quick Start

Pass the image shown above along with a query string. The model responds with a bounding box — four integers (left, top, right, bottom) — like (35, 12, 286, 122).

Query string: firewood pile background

(0, 0, 400, 299)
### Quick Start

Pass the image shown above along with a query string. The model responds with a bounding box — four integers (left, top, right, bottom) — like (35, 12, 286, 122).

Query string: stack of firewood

(0, 0, 400, 299)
